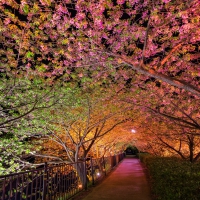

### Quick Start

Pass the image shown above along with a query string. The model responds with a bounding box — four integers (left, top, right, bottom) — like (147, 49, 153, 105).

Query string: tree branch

(119, 55, 200, 97)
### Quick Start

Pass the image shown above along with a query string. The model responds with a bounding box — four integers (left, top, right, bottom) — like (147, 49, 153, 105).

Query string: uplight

(78, 184, 83, 189)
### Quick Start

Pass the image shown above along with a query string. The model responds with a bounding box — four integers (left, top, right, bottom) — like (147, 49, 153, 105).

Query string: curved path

(82, 157, 152, 200)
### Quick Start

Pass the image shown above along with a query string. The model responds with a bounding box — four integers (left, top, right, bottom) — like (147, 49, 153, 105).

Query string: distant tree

(93, 123, 137, 157)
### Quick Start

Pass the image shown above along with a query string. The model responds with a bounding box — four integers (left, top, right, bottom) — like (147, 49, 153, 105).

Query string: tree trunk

(189, 140, 194, 163)
(74, 146, 87, 190)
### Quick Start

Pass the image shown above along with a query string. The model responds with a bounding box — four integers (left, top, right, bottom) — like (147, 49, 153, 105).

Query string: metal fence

(0, 153, 125, 200)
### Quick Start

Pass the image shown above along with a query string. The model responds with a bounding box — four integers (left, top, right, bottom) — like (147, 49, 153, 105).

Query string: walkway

(82, 157, 152, 200)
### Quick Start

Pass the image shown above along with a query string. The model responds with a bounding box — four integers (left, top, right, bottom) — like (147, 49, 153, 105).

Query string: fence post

(114, 155, 116, 167)
(111, 156, 115, 168)
(83, 159, 88, 190)
(90, 157, 95, 185)
(42, 162, 47, 200)
(102, 156, 106, 176)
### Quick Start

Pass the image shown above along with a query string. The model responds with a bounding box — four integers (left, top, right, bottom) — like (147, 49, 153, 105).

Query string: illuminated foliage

(0, 0, 199, 95)
(35, 86, 132, 163)
(0, 74, 75, 174)
(0, 0, 200, 173)
(132, 91, 200, 162)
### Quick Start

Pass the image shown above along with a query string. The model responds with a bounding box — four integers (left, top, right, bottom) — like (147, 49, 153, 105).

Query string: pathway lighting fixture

(131, 129, 136, 133)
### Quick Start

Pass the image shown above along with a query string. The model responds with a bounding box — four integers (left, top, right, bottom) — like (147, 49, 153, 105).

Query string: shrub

(137, 152, 152, 164)
(141, 156, 200, 200)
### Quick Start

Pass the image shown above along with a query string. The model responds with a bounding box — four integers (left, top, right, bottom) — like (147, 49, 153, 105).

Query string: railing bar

(20, 174, 24, 200)
(58, 167, 60, 197)
(14, 176, 17, 200)
(64, 166, 66, 198)
(2, 177, 6, 200)
(35, 171, 38, 200)
(38, 172, 41, 199)
(0, 153, 125, 200)
(25, 174, 29, 200)
(48, 169, 51, 200)
(9, 176, 13, 200)
(29, 171, 33, 200)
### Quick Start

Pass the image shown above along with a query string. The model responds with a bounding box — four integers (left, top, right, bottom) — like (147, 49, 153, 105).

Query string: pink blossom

(39, 0, 52, 6)
(26, 62, 31, 69)
(20, 0, 27, 6)
(53, 13, 61, 21)
(162, 0, 171, 3)
(4, 18, 11, 25)
(76, 13, 85, 21)
(78, 73, 83, 77)
(57, 5, 68, 14)
(95, 19, 104, 29)
(117, 0, 125, 5)
(181, 13, 188, 19)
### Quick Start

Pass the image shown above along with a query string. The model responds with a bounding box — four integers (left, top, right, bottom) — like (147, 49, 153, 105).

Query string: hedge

(140, 155, 200, 200)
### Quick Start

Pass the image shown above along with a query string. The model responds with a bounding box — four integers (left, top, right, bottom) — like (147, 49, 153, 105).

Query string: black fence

(0, 153, 125, 200)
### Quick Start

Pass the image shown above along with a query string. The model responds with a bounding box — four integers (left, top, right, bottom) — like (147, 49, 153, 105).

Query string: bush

(137, 152, 152, 164)
(141, 156, 200, 200)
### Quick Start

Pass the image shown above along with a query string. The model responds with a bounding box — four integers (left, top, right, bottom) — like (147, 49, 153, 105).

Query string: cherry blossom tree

(0, 73, 76, 174)
(30, 86, 132, 187)
(128, 90, 200, 162)
(34, 86, 132, 162)
(93, 126, 137, 157)
(0, 0, 200, 170)
(0, 0, 199, 96)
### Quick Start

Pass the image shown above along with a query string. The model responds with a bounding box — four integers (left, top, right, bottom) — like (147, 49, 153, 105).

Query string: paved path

(82, 157, 152, 200)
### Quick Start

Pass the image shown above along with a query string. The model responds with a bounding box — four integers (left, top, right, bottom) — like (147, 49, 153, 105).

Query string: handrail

(0, 153, 125, 200)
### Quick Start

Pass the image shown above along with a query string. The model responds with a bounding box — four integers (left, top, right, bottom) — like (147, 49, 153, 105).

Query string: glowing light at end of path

(131, 129, 136, 133)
